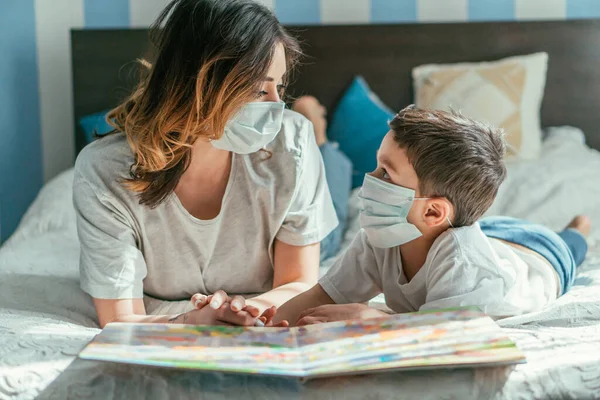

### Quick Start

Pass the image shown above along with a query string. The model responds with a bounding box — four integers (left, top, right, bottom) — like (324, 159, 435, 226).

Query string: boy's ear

(423, 199, 452, 228)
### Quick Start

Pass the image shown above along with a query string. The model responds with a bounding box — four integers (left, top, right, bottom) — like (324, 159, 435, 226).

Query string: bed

(2, 20, 600, 399)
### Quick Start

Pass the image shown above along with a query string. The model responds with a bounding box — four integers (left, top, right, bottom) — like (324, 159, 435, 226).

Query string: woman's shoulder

(241, 109, 321, 197)
(74, 133, 134, 187)
(268, 109, 314, 156)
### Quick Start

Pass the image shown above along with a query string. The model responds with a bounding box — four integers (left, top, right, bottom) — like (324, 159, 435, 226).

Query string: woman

(73, 0, 338, 328)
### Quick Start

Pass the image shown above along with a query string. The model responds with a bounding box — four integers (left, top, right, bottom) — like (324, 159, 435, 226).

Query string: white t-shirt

(74, 110, 338, 302)
(320, 223, 558, 319)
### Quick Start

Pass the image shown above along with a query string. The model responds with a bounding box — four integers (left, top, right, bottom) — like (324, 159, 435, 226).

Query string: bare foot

(567, 215, 592, 237)
(292, 96, 328, 146)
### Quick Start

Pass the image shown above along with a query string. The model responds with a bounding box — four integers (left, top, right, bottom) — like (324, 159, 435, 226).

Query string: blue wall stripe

(0, 0, 43, 242)
(566, 0, 600, 18)
(371, 0, 418, 23)
(275, 0, 321, 25)
(468, 0, 515, 21)
(84, 0, 130, 28)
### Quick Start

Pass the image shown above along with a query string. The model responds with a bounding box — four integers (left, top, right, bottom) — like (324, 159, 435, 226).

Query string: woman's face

(256, 43, 287, 103)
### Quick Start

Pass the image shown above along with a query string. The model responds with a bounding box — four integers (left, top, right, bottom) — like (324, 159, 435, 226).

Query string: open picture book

(78, 308, 525, 379)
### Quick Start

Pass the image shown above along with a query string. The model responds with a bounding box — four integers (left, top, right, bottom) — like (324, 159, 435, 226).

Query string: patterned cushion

(413, 53, 548, 160)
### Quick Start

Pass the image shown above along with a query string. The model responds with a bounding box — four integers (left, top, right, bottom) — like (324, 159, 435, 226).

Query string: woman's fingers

(260, 306, 277, 324)
(191, 293, 212, 309)
(260, 306, 290, 327)
(210, 290, 229, 309)
(192, 292, 259, 317)
(244, 304, 261, 318)
(266, 319, 289, 328)
(230, 295, 246, 312)
(216, 303, 257, 326)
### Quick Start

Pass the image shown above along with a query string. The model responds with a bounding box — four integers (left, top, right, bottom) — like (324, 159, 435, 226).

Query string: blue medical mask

(211, 101, 285, 154)
(359, 174, 434, 248)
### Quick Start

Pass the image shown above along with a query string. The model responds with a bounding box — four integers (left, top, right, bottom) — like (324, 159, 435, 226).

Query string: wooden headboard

(72, 19, 600, 153)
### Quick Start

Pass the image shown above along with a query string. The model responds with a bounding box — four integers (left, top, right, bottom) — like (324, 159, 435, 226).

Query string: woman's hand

(171, 301, 259, 326)
(296, 303, 388, 326)
(189, 291, 289, 327)
(191, 291, 261, 316)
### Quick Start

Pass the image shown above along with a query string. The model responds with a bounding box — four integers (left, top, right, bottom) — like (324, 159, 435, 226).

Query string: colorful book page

(78, 308, 525, 378)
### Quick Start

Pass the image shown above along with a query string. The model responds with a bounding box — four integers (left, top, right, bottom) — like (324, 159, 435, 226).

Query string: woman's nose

(262, 90, 280, 103)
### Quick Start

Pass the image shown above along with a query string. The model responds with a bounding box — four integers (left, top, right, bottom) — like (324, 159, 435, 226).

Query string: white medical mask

(359, 174, 452, 248)
(211, 101, 285, 154)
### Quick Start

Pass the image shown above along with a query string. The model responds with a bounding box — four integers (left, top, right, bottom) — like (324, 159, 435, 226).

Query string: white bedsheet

(1, 126, 600, 399)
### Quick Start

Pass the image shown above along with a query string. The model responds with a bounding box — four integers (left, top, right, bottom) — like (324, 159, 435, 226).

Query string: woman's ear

(423, 199, 452, 228)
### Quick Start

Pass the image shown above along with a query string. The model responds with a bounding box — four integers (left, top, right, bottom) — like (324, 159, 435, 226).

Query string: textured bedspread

(1, 127, 600, 399)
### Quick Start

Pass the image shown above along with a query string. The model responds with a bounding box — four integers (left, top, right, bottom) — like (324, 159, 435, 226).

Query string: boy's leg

(479, 216, 590, 295)
(293, 97, 353, 261)
(557, 216, 591, 267)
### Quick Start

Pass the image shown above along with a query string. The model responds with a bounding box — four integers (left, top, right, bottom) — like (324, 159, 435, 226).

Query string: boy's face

(370, 131, 452, 235)
(371, 131, 419, 193)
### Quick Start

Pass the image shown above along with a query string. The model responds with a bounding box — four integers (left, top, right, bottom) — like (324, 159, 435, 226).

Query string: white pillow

(412, 52, 548, 160)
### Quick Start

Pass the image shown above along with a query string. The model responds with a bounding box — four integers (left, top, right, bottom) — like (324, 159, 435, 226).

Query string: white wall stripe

(254, 0, 274, 10)
(129, 0, 171, 27)
(35, 0, 84, 182)
(516, 0, 566, 20)
(321, 0, 370, 24)
(418, 0, 468, 22)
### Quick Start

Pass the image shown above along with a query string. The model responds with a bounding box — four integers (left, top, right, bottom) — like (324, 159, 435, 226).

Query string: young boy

(273, 105, 590, 326)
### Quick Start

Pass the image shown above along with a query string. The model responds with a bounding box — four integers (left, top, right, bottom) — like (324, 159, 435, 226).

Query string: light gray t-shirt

(73, 110, 338, 302)
(320, 224, 558, 318)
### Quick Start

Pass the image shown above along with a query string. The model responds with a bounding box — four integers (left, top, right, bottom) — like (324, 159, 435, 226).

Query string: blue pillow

(328, 76, 395, 188)
(78, 110, 114, 144)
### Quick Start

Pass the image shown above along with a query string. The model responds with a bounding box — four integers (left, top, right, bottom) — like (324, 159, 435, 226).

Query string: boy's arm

(275, 230, 383, 326)
(273, 283, 335, 326)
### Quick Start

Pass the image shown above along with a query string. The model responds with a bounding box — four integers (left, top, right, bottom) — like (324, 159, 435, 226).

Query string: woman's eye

(277, 84, 287, 96)
(256, 90, 268, 98)
(382, 169, 390, 180)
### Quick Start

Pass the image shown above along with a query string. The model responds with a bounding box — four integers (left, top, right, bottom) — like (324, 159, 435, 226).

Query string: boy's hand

(296, 303, 388, 326)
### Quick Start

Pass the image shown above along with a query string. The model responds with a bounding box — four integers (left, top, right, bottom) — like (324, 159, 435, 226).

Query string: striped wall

(2, 0, 600, 242)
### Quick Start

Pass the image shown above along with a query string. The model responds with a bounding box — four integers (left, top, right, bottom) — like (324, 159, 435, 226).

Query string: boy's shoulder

(428, 223, 490, 260)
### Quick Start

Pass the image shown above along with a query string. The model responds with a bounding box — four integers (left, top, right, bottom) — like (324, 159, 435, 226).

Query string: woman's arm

(93, 297, 260, 329)
(246, 240, 320, 312)
(93, 298, 178, 328)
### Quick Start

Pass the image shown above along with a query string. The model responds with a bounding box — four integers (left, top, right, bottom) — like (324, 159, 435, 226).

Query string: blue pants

(480, 217, 588, 295)
(319, 143, 352, 261)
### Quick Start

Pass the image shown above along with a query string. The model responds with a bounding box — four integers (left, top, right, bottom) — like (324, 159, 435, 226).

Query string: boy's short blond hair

(389, 106, 506, 227)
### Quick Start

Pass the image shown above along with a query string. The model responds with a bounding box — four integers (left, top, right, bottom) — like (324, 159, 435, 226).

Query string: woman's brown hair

(107, 0, 301, 207)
